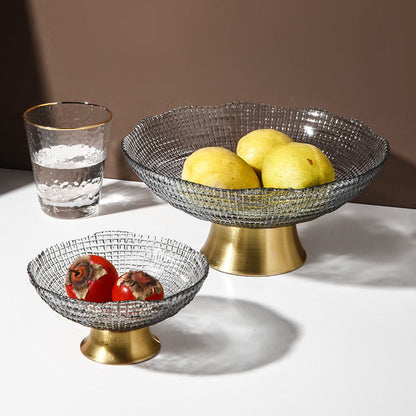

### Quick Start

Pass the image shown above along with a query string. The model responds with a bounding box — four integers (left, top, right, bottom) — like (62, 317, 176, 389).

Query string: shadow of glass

(98, 181, 165, 216)
(0, 168, 33, 195)
(139, 295, 299, 375)
(297, 205, 416, 287)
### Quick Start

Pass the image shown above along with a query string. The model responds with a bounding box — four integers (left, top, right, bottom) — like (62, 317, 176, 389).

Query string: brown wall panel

(3, 0, 415, 207)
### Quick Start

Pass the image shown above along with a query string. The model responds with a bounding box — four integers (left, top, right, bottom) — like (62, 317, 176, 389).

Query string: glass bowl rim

(121, 101, 390, 194)
(27, 230, 210, 308)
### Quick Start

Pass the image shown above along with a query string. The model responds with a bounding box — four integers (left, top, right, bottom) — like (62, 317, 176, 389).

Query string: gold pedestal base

(201, 223, 306, 276)
(80, 327, 160, 365)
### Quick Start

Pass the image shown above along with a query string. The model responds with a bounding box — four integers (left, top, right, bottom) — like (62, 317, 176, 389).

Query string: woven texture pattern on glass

(121, 102, 389, 228)
(27, 231, 209, 331)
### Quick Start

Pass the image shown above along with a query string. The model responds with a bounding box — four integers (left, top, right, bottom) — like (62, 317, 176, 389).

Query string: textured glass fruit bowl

(121, 102, 389, 228)
(27, 231, 209, 364)
(121, 102, 389, 276)
(28, 230, 209, 331)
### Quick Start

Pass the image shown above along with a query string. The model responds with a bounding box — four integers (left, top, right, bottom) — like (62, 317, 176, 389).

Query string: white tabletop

(1, 168, 415, 416)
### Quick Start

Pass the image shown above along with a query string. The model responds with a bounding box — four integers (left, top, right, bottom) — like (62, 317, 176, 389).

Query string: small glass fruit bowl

(27, 230, 209, 364)
(121, 102, 389, 276)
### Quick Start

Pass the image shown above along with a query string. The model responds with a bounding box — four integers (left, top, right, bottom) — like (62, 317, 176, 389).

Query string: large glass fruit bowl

(27, 230, 209, 364)
(121, 102, 389, 276)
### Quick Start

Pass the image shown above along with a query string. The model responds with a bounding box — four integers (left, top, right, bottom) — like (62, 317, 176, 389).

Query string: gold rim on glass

(23, 101, 112, 131)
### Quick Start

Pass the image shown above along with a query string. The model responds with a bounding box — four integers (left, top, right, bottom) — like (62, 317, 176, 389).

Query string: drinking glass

(23, 102, 112, 218)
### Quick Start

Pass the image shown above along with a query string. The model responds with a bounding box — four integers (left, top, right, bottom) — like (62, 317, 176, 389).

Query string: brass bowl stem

(80, 327, 160, 365)
(201, 223, 306, 276)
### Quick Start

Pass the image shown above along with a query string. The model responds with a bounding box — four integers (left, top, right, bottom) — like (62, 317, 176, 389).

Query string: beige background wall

(3, 0, 415, 207)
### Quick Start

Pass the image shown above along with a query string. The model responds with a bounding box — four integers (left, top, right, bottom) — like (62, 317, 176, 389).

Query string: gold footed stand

(80, 327, 160, 365)
(201, 223, 306, 276)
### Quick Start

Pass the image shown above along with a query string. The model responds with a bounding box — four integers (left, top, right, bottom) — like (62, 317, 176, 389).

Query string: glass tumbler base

(39, 198, 99, 219)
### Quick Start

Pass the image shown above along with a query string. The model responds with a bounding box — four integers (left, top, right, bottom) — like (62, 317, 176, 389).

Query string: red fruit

(112, 271, 164, 301)
(65, 255, 118, 302)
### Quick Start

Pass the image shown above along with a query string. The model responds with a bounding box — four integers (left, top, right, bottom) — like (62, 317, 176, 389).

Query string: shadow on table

(297, 205, 416, 287)
(98, 181, 165, 216)
(139, 295, 299, 375)
(0, 169, 33, 195)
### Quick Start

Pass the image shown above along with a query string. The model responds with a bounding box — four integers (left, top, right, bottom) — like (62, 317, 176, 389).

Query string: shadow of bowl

(297, 204, 416, 287)
(139, 295, 299, 375)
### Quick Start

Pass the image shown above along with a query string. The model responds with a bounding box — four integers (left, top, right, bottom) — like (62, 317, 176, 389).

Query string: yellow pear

(236, 129, 292, 175)
(262, 142, 335, 189)
(181, 146, 260, 189)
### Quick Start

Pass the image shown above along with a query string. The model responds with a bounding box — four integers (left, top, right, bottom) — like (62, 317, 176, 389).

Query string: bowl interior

(122, 103, 389, 228)
(27, 231, 209, 331)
